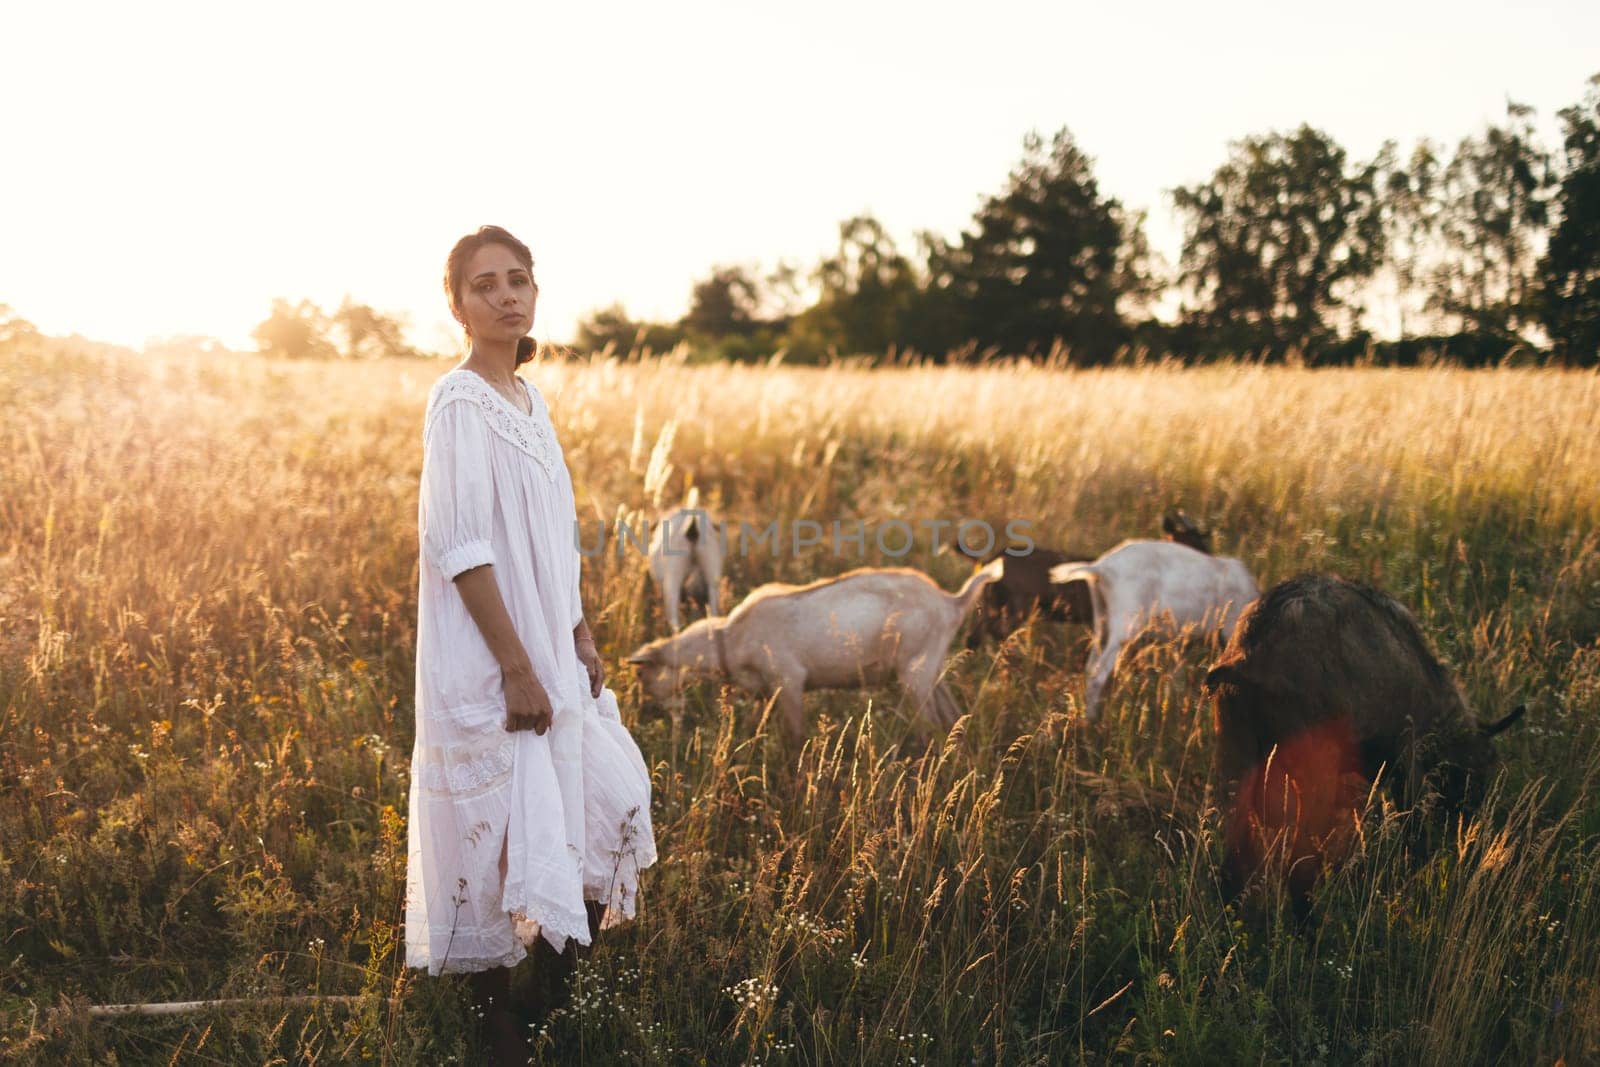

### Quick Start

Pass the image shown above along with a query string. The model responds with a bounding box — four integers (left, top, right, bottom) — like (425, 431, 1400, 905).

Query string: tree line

(578, 74, 1600, 367)
(13, 76, 1589, 368)
(249, 297, 420, 361)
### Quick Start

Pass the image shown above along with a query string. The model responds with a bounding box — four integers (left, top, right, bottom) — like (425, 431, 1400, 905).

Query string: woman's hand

(453, 566, 551, 732)
(502, 664, 553, 734)
(574, 620, 604, 698)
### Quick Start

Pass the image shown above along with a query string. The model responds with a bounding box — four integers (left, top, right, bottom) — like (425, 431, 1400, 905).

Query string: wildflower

(725, 977, 778, 1012)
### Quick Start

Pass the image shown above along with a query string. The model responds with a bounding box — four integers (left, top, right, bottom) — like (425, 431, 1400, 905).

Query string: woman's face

(456, 242, 537, 343)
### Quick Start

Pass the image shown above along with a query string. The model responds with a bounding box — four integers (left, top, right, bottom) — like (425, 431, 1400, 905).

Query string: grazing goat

(626, 562, 1002, 741)
(648, 506, 724, 631)
(1161, 510, 1212, 553)
(963, 511, 1214, 650)
(964, 547, 1095, 649)
(1049, 541, 1259, 720)
(1202, 574, 1525, 903)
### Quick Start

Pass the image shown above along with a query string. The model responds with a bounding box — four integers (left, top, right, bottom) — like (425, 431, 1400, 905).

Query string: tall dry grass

(2, 340, 1597, 1063)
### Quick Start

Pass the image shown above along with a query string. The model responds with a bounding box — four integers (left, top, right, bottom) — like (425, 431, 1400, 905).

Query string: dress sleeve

(569, 561, 584, 628)
(420, 397, 497, 580)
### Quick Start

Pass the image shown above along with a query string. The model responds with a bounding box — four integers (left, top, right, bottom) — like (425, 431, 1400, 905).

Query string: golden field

(3, 340, 1599, 1064)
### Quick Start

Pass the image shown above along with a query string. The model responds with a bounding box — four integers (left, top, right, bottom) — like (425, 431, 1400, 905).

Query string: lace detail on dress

(417, 737, 515, 795)
(418, 946, 528, 976)
(508, 897, 594, 953)
(425, 370, 556, 481)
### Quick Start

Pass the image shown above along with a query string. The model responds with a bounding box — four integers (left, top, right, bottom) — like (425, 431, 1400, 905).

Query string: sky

(3, 0, 1597, 353)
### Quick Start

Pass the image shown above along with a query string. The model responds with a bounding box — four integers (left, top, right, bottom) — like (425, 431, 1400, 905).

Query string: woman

(405, 226, 656, 1061)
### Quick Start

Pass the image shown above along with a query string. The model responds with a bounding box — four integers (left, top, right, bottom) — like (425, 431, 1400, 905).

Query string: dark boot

(583, 901, 606, 949)
(530, 937, 576, 1022)
(524, 903, 609, 1024)
(469, 966, 529, 1066)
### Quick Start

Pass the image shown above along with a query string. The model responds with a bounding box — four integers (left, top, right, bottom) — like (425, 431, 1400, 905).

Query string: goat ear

(625, 647, 657, 666)
(1164, 509, 1206, 537)
(1202, 664, 1238, 692)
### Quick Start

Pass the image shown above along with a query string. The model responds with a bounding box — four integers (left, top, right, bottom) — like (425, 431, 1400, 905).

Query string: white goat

(626, 562, 1002, 740)
(1050, 540, 1258, 721)
(648, 506, 724, 631)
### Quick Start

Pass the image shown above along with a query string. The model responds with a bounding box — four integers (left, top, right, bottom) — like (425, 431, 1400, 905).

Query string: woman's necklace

(490, 376, 529, 415)
(465, 362, 530, 415)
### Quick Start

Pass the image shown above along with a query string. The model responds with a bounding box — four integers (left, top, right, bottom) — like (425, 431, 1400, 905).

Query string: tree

(573, 303, 685, 355)
(0, 304, 39, 348)
(1431, 101, 1553, 342)
(1172, 125, 1385, 360)
(252, 299, 337, 360)
(784, 215, 920, 360)
(932, 128, 1151, 363)
(1538, 74, 1600, 365)
(762, 260, 811, 321)
(1376, 139, 1444, 338)
(330, 297, 416, 359)
(680, 265, 764, 339)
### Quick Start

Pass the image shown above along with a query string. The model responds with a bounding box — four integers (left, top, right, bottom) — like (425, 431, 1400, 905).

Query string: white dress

(405, 367, 657, 976)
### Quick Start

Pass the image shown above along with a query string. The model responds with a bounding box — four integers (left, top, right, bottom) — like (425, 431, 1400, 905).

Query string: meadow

(2, 340, 1599, 1064)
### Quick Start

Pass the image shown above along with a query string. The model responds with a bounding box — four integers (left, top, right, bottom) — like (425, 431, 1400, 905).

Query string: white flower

(724, 977, 778, 1012)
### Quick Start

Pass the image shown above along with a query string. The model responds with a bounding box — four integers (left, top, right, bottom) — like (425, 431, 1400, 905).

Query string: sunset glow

(4, 0, 1597, 351)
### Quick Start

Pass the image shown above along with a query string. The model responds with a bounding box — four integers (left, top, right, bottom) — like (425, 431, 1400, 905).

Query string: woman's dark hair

(444, 225, 537, 364)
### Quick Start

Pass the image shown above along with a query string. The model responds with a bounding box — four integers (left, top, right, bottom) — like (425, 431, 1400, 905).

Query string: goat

(626, 562, 1002, 741)
(1161, 510, 1212, 553)
(1202, 573, 1525, 903)
(1049, 541, 1259, 720)
(962, 511, 1214, 650)
(647, 506, 724, 631)
(964, 547, 1095, 649)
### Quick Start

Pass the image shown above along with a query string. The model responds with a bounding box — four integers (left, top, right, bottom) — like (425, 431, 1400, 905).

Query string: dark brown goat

(1203, 573, 1524, 902)
(963, 547, 1095, 649)
(962, 512, 1213, 649)
(1162, 510, 1212, 554)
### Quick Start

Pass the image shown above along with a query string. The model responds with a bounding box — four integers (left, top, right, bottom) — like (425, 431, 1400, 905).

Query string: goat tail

(1048, 561, 1098, 587)
(1481, 704, 1527, 737)
(952, 557, 1005, 616)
